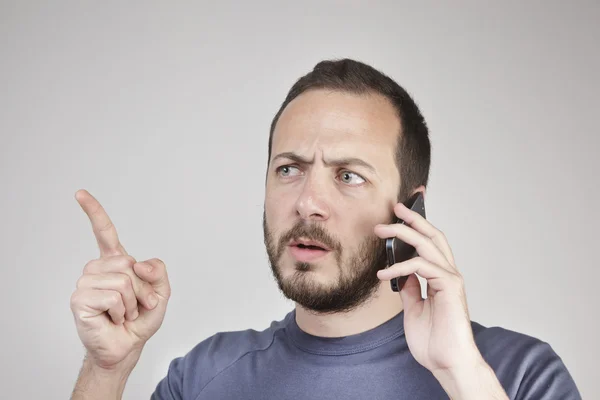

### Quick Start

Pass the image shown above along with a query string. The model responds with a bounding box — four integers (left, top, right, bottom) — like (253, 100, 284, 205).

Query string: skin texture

(70, 87, 508, 399)
(264, 88, 410, 335)
(70, 189, 171, 399)
(263, 88, 509, 399)
(263, 88, 403, 306)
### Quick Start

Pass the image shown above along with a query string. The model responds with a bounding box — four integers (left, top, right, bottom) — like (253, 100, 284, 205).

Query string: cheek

(264, 187, 296, 229)
(340, 204, 389, 243)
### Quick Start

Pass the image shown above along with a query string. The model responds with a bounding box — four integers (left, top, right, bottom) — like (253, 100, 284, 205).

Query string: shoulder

(470, 321, 582, 399)
(470, 320, 550, 359)
(151, 313, 291, 400)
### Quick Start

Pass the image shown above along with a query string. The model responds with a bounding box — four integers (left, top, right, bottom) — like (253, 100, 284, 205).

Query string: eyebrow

(272, 152, 376, 173)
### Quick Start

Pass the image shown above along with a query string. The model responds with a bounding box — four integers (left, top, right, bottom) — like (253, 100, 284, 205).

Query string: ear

(412, 185, 426, 200)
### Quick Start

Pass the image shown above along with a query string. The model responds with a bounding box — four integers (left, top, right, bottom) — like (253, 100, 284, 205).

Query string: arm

(375, 202, 510, 400)
(70, 190, 172, 400)
(71, 353, 139, 400)
(432, 358, 509, 400)
(431, 338, 582, 400)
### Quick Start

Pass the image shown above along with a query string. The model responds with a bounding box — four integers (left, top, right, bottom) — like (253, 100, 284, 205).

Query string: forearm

(432, 360, 509, 400)
(71, 356, 137, 400)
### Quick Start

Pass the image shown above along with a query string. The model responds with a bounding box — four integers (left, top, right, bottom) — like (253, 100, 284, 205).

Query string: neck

(294, 281, 405, 337)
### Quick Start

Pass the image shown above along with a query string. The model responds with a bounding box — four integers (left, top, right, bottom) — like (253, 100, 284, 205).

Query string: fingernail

(148, 293, 158, 309)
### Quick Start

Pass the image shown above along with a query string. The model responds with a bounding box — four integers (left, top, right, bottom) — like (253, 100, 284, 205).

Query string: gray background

(1, 1, 598, 399)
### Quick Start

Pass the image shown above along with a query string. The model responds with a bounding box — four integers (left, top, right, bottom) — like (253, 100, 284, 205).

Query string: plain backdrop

(1, 1, 598, 399)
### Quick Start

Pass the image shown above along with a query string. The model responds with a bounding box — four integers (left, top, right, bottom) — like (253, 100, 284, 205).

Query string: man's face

(263, 89, 401, 314)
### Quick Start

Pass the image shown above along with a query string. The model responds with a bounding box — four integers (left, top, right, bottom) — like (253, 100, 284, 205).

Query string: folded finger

(84, 256, 157, 310)
(375, 224, 451, 271)
(71, 288, 126, 325)
(76, 273, 139, 321)
(377, 256, 459, 292)
(393, 203, 456, 268)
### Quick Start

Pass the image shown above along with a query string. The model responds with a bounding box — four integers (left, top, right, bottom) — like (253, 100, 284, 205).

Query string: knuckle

(422, 236, 434, 248)
(82, 259, 97, 274)
(115, 255, 135, 269)
(116, 274, 131, 291)
(96, 219, 114, 233)
(108, 291, 122, 306)
(164, 281, 172, 296)
(69, 290, 81, 309)
(412, 256, 425, 268)
(451, 273, 463, 286)
(105, 255, 134, 271)
(70, 289, 89, 310)
(75, 275, 87, 289)
(124, 255, 137, 266)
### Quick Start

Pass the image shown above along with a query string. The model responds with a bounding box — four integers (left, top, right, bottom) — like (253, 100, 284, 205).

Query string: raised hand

(70, 189, 171, 371)
(374, 201, 482, 374)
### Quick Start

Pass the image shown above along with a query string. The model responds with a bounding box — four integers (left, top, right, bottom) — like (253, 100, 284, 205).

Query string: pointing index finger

(75, 189, 127, 257)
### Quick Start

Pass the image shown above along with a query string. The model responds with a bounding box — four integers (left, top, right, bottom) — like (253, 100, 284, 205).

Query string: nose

(294, 175, 331, 222)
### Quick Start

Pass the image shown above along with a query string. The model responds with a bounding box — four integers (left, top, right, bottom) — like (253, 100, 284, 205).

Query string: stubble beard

(262, 212, 389, 315)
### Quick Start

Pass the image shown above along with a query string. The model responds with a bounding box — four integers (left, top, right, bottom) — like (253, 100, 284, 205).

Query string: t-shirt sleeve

(513, 341, 581, 400)
(149, 336, 213, 400)
(476, 326, 582, 400)
(149, 329, 267, 399)
(151, 355, 186, 400)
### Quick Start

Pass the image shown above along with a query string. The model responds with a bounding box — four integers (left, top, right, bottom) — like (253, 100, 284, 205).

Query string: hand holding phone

(385, 192, 426, 292)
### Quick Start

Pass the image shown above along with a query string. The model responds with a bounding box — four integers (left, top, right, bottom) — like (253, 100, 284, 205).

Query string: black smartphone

(385, 192, 426, 292)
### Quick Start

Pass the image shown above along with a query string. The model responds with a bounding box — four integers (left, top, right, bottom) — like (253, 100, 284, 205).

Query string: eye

(339, 171, 365, 185)
(276, 165, 302, 177)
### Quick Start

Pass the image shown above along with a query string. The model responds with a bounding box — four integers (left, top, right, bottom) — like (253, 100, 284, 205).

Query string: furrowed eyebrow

(272, 152, 313, 165)
(272, 152, 376, 173)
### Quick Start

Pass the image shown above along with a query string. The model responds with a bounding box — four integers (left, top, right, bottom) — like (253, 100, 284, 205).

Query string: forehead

(271, 89, 400, 162)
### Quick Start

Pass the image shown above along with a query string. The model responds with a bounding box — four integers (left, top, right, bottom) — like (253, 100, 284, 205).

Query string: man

(70, 59, 581, 399)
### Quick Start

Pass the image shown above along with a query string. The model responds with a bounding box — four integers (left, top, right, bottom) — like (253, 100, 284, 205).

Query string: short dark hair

(267, 58, 431, 202)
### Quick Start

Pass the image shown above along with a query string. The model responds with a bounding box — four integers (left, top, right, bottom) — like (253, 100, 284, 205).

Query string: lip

(288, 245, 330, 262)
(288, 238, 331, 251)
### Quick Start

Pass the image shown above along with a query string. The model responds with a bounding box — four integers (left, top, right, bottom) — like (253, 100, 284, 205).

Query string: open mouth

(295, 243, 326, 251)
(288, 239, 331, 262)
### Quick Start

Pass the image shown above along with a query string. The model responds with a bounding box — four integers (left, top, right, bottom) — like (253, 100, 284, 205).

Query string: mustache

(278, 221, 341, 253)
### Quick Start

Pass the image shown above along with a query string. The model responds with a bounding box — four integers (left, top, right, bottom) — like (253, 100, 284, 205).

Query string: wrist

(432, 358, 508, 400)
(85, 356, 135, 380)
(85, 347, 143, 376)
(71, 350, 142, 400)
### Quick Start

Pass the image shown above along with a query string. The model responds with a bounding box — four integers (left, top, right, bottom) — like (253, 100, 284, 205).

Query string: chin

(283, 254, 337, 277)
(274, 257, 334, 285)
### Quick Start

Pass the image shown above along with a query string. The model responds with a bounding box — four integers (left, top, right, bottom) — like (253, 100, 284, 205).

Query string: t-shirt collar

(284, 308, 405, 356)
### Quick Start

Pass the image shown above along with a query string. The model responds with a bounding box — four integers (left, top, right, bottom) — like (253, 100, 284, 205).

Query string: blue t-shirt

(151, 309, 581, 399)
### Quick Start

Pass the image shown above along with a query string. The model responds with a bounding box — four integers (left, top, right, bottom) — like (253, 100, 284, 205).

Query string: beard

(263, 212, 390, 314)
